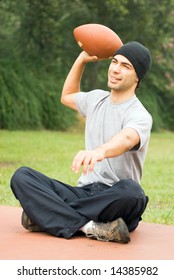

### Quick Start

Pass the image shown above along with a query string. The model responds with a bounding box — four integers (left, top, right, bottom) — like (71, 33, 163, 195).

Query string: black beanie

(114, 41, 151, 81)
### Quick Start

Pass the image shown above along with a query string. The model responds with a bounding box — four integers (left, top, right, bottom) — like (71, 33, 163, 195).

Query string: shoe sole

(21, 211, 42, 232)
(86, 218, 130, 243)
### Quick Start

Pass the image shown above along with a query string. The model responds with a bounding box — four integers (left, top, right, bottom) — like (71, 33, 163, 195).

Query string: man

(11, 41, 152, 243)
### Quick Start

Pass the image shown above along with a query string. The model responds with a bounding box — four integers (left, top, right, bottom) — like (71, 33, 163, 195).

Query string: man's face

(108, 54, 138, 92)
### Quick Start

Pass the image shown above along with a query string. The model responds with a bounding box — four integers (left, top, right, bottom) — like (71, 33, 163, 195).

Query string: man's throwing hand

(71, 148, 105, 175)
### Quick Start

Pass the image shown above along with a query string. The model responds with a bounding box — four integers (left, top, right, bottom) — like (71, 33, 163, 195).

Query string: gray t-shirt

(75, 89, 152, 186)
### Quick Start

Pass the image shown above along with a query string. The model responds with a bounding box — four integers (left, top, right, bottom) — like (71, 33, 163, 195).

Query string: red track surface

(0, 206, 174, 260)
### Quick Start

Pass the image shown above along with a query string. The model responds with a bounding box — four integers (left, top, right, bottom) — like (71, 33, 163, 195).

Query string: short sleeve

(124, 109, 153, 150)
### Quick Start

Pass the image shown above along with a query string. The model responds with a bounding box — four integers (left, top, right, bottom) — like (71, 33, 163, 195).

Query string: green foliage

(0, 54, 76, 130)
(0, 0, 174, 130)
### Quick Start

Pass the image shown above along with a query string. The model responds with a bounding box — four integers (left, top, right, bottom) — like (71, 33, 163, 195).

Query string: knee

(11, 166, 30, 189)
(113, 179, 145, 202)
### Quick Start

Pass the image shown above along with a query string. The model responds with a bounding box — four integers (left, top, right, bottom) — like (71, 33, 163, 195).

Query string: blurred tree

(0, 0, 174, 130)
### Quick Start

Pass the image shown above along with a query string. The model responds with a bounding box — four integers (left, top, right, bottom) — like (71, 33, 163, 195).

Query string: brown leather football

(73, 23, 123, 59)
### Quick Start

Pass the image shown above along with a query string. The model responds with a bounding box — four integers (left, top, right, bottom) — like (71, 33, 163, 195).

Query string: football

(73, 23, 123, 59)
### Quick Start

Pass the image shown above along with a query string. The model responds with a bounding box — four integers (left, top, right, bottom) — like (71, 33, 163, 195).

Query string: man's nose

(112, 63, 121, 72)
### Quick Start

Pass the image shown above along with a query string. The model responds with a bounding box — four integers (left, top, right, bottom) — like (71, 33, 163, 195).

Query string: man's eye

(112, 59, 117, 64)
(123, 64, 131, 69)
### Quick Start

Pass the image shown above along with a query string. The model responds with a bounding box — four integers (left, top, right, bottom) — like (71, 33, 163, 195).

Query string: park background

(0, 0, 174, 226)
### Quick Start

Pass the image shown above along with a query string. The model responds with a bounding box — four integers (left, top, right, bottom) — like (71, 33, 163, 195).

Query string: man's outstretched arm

(71, 127, 140, 174)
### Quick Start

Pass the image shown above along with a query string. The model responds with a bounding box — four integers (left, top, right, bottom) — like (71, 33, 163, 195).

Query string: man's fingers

(71, 151, 85, 173)
(71, 149, 104, 174)
(82, 154, 95, 174)
(89, 157, 98, 172)
(72, 151, 93, 174)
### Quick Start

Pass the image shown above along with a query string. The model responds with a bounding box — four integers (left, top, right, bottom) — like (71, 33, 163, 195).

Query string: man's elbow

(60, 94, 77, 111)
(61, 93, 70, 106)
(60, 95, 66, 105)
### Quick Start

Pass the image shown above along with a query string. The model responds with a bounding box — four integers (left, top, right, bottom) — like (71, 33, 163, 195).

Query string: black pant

(10, 166, 148, 239)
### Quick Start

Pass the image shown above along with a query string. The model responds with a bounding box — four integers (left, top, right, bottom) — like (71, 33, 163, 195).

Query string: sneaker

(21, 210, 42, 232)
(86, 218, 130, 243)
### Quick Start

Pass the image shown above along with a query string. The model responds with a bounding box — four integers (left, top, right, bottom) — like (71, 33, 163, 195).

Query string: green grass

(0, 130, 174, 226)
(141, 132, 174, 225)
